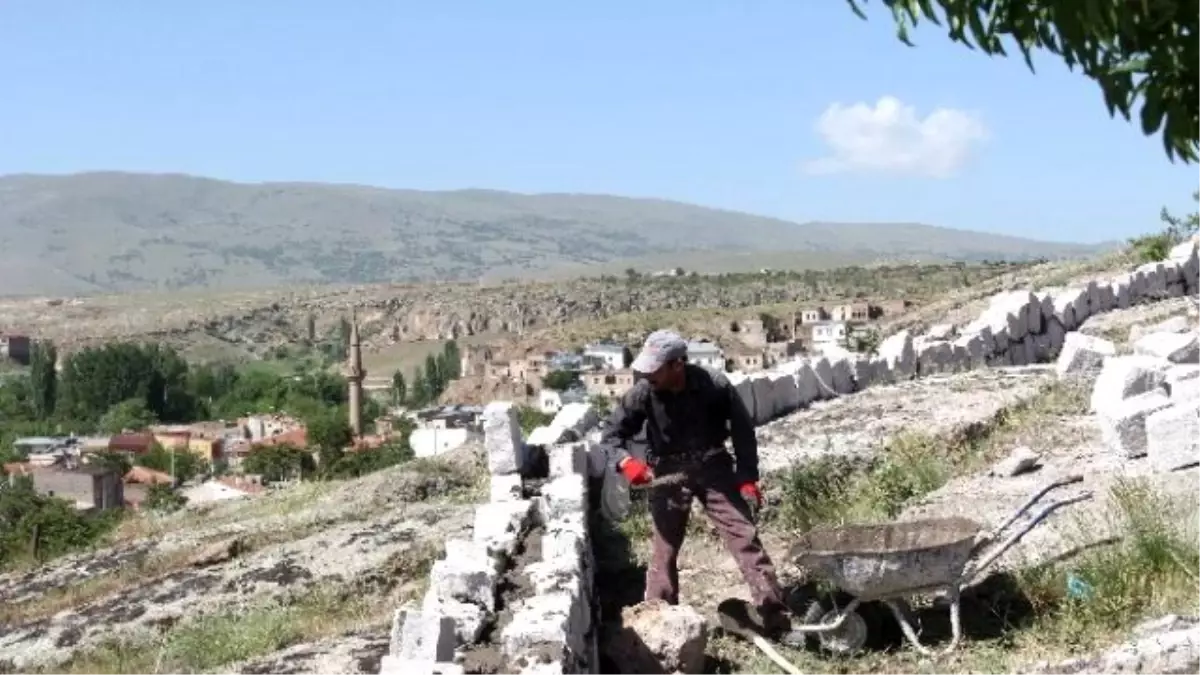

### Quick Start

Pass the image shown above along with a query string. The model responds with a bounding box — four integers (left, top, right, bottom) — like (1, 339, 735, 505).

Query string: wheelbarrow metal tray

(789, 517, 981, 598)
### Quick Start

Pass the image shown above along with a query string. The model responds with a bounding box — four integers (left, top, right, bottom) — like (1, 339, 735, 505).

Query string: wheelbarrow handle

(981, 473, 1085, 546)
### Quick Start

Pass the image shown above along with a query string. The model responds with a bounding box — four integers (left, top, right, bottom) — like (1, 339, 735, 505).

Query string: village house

(108, 432, 157, 456)
(725, 347, 766, 373)
(765, 340, 805, 366)
(686, 340, 726, 371)
(798, 306, 829, 324)
(829, 302, 874, 322)
(809, 320, 850, 349)
(733, 318, 769, 348)
(509, 355, 549, 387)
(486, 360, 512, 379)
(878, 299, 912, 316)
(8, 463, 129, 511)
(582, 342, 628, 370)
(583, 369, 636, 399)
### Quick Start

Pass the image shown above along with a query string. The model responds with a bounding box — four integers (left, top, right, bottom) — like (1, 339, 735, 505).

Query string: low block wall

(381, 402, 598, 675)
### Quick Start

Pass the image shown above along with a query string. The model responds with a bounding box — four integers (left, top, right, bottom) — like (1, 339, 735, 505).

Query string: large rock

(812, 357, 837, 399)
(750, 373, 775, 423)
(1110, 277, 1133, 310)
(1051, 290, 1080, 331)
(1034, 317, 1066, 362)
(792, 361, 821, 406)
(1090, 355, 1170, 413)
(1134, 332, 1199, 364)
(768, 371, 801, 418)
(954, 331, 991, 369)
(728, 372, 757, 421)
(604, 600, 708, 674)
(915, 338, 954, 376)
(829, 355, 856, 394)
(1056, 333, 1115, 382)
(551, 403, 599, 438)
(1146, 401, 1200, 472)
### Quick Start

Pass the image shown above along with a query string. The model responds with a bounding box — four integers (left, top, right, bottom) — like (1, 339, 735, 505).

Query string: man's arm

(722, 376, 759, 484)
(599, 383, 650, 470)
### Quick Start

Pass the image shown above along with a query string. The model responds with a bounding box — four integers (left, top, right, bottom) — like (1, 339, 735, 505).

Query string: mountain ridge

(0, 171, 1114, 297)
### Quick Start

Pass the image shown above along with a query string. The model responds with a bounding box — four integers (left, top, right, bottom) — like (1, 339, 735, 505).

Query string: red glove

(619, 458, 653, 486)
(739, 482, 763, 509)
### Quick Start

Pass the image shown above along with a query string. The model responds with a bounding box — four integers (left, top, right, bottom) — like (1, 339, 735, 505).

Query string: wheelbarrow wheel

(800, 599, 868, 655)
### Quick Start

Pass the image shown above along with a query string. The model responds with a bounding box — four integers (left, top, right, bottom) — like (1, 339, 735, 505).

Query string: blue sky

(1, 0, 1195, 244)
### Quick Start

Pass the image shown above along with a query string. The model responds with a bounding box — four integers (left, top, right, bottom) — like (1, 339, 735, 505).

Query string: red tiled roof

(124, 466, 174, 485)
(109, 432, 156, 454)
(252, 427, 308, 450)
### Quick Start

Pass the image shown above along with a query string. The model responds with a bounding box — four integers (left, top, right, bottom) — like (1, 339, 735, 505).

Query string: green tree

(242, 443, 315, 482)
(143, 483, 188, 513)
(425, 354, 443, 396)
(588, 394, 613, 418)
(136, 443, 204, 484)
(442, 341, 462, 380)
(850, 0, 1198, 162)
(515, 406, 555, 435)
(410, 366, 430, 407)
(98, 397, 158, 434)
(58, 342, 197, 424)
(0, 476, 120, 570)
(305, 313, 317, 342)
(542, 370, 580, 391)
(88, 450, 132, 476)
(28, 340, 57, 420)
(392, 370, 407, 405)
(1130, 191, 1200, 262)
(306, 409, 353, 474)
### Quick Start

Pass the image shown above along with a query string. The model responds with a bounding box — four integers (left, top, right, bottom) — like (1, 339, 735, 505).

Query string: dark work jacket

(599, 364, 760, 484)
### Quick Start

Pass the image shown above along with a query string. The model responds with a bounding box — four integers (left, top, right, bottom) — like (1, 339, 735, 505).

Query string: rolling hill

(0, 171, 1112, 296)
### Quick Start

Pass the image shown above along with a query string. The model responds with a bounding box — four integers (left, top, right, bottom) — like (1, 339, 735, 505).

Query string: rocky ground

(0, 451, 486, 674)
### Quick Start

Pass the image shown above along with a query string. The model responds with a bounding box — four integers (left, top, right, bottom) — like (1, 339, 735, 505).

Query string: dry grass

(41, 590, 392, 674)
(705, 479, 1198, 674)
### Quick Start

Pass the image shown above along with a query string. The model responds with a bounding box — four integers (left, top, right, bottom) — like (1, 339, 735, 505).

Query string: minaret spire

(346, 309, 366, 437)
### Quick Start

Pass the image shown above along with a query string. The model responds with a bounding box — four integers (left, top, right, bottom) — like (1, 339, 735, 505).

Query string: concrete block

(1022, 333, 1038, 365)
(852, 355, 877, 388)
(954, 331, 990, 368)
(543, 511, 589, 562)
(950, 343, 971, 371)
(397, 609, 458, 663)
(539, 473, 587, 523)
(1135, 332, 1199, 364)
(1056, 332, 1116, 381)
(1090, 355, 1170, 413)
(987, 291, 1034, 340)
(812, 357, 837, 398)
(927, 323, 957, 340)
(431, 541, 501, 610)
(1071, 286, 1091, 326)
(1098, 391, 1174, 458)
(421, 590, 489, 645)
(870, 356, 894, 384)
(793, 361, 820, 404)
(915, 338, 954, 376)
(1137, 262, 1168, 299)
(473, 500, 534, 563)
(750, 373, 774, 422)
(1110, 277, 1132, 309)
(1033, 317, 1066, 362)
(551, 403, 599, 437)
(548, 441, 588, 478)
(527, 426, 564, 448)
(769, 370, 800, 416)
(1146, 401, 1200, 471)
(502, 591, 591, 666)
(1051, 290, 1079, 331)
(490, 473, 524, 503)
(727, 372, 757, 422)
(827, 355, 855, 394)
(483, 401, 526, 475)
(878, 330, 916, 379)
(1165, 364, 1200, 400)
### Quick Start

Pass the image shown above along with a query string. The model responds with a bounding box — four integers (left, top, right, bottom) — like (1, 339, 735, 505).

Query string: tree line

(391, 341, 461, 408)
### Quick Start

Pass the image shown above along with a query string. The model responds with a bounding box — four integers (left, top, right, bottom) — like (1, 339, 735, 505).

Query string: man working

(600, 329, 794, 637)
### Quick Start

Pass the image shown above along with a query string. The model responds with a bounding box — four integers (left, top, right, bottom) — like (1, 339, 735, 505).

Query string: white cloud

(803, 96, 989, 178)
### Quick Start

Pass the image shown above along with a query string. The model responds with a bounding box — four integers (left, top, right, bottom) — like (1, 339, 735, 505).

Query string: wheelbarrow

(775, 474, 1093, 657)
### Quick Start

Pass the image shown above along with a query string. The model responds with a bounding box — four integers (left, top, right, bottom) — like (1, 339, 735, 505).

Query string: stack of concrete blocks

(726, 238, 1199, 435)
(501, 439, 596, 673)
(380, 401, 536, 675)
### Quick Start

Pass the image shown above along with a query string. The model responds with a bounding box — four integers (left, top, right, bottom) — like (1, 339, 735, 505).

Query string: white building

(687, 341, 726, 371)
(810, 321, 849, 349)
(409, 427, 475, 458)
(582, 342, 627, 370)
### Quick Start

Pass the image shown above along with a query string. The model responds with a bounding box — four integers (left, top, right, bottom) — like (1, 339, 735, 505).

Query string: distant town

(0, 299, 906, 517)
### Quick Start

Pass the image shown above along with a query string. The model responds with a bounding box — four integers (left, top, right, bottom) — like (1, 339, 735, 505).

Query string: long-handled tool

(715, 598, 803, 675)
(599, 468, 688, 522)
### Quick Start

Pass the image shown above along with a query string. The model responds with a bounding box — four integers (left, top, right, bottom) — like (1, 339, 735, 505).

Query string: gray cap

(631, 329, 688, 374)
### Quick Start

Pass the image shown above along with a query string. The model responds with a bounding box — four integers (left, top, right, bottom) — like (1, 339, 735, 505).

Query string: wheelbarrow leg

(884, 589, 963, 658)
